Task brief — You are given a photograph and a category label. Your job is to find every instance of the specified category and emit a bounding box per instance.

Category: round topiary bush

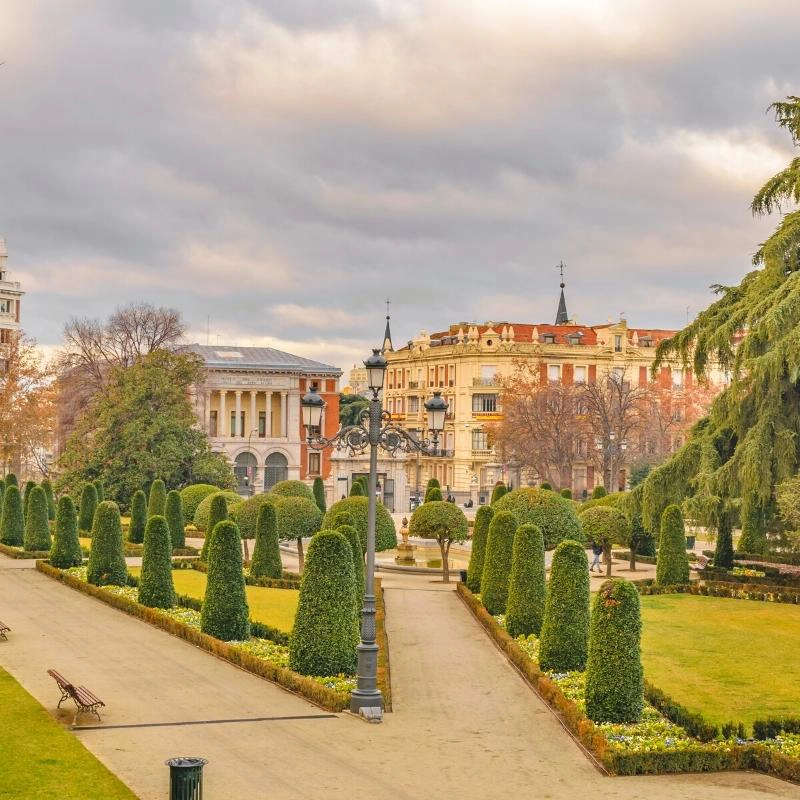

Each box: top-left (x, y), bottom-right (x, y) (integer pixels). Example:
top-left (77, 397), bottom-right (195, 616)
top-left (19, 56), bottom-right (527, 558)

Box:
top-left (656, 504), bottom-right (690, 585)
top-left (270, 480), bottom-right (315, 501)
top-left (42, 479), bottom-right (56, 521)
top-left (480, 510), bottom-right (517, 614)
top-left (714, 512), bottom-right (734, 570)
top-left (289, 530), bottom-right (359, 676)
top-left (539, 482), bottom-right (552, 491)
top-left (491, 482), bottom-right (508, 504)
top-left (539, 540), bottom-right (590, 672)
top-left (230, 492), bottom-right (275, 541)
top-left (312, 476), bottom-right (326, 513)
top-left (193, 491), bottom-right (243, 533)
top-left (24, 485), bottom-right (51, 551)
top-left (323, 497), bottom-right (397, 553)
top-left (147, 479), bottom-right (167, 518)
top-left (426, 478), bottom-right (441, 491)
top-left (349, 482), bottom-right (365, 497)
top-left (165, 490), bottom-right (185, 549)
top-left (494, 488), bottom-right (583, 550)
top-left (585, 579), bottom-right (643, 723)
top-left (200, 493), bottom-right (235, 560)
top-left (138, 515), bottom-right (176, 609)
top-left (466, 505), bottom-right (495, 593)
top-left (87, 501), bottom-right (128, 586)
top-left (591, 485), bottom-right (607, 500)
top-left (250, 502), bottom-right (282, 579)
top-left (424, 486), bottom-right (443, 503)
top-left (201, 520), bottom-right (250, 641)
top-left (274, 495), bottom-right (323, 571)
top-left (0, 484), bottom-right (24, 546)
top-left (505, 523), bottom-right (546, 637)
top-left (78, 483), bottom-right (98, 534)
top-left (409, 500), bottom-right (469, 583)
top-left (337, 523), bottom-right (365, 609)
top-left (560, 488), bottom-right (572, 500)
top-left (579, 505), bottom-right (631, 576)
top-left (128, 490), bottom-right (147, 544)
top-left (50, 495), bottom-right (82, 568)
top-left (179, 484), bottom-right (218, 522)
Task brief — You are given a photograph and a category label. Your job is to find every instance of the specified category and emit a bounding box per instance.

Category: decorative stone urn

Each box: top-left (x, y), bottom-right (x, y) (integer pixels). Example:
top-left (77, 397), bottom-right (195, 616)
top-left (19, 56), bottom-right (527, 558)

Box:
top-left (395, 517), bottom-right (416, 566)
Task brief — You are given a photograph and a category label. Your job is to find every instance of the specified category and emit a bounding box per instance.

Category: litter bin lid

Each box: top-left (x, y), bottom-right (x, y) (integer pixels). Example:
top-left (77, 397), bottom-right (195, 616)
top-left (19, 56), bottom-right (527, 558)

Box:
top-left (165, 757), bottom-right (208, 768)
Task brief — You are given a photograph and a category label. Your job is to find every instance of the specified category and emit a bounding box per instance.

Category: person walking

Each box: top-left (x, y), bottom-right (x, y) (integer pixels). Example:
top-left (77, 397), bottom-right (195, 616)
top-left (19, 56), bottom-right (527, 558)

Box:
top-left (590, 540), bottom-right (603, 573)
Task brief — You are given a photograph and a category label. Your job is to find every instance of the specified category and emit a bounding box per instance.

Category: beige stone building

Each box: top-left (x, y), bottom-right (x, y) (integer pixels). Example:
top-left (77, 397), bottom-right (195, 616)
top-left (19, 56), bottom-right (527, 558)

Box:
top-left (0, 239), bottom-right (23, 374)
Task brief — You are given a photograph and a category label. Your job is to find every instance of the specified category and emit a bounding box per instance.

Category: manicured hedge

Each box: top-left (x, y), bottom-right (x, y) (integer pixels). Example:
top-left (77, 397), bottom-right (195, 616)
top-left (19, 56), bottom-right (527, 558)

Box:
top-left (338, 523), bottom-right (365, 611)
top-left (24, 486), bottom-right (51, 551)
top-left (78, 483), bottom-right (98, 534)
top-left (147, 479), bottom-right (167, 518)
top-left (194, 491), bottom-right (243, 533)
top-left (480, 511), bottom-right (516, 614)
top-left (656, 505), bottom-right (689, 585)
top-left (270, 480), bottom-right (315, 501)
top-left (323, 497), bottom-right (397, 552)
top-left (490, 482), bottom-right (508, 504)
top-left (312, 477), bottom-right (326, 512)
top-left (179, 484), bottom-right (219, 522)
top-left (138, 515), bottom-right (176, 609)
top-left (165, 490), bottom-right (185, 549)
top-left (93, 479), bottom-right (105, 503)
top-left (506, 523), bottom-right (546, 637)
top-left (424, 486), bottom-right (443, 502)
top-left (0, 484), bottom-right (24, 546)
top-left (250, 503), bottom-right (282, 579)
top-left (230, 492), bottom-right (274, 540)
top-left (50, 495), bottom-right (82, 568)
top-left (592, 485), bottom-right (607, 499)
top-left (350, 482), bottom-right (365, 497)
top-left (494, 488), bottom-right (583, 549)
top-left (41, 479), bottom-right (56, 521)
top-left (466, 505), bottom-right (494, 593)
top-left (87, 501), bottom-right (128, 586)
top-left (128, 490), bottom-right (147, 544)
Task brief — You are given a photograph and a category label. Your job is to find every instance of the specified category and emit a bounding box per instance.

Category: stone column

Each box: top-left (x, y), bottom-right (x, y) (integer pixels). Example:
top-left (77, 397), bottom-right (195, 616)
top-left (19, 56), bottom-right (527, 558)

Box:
top-left (204, 391), bottom-right (211, 435)
top-left (235, 391), bottom-right (243, 437)
top-left (250, 390), bottom-right (257, 438)
top-left (219, 390), bottom-right (227, 439)
top-left (265, 391), bottom-right (273, 437)
top-left (281, 391), bottom-right (288, 437)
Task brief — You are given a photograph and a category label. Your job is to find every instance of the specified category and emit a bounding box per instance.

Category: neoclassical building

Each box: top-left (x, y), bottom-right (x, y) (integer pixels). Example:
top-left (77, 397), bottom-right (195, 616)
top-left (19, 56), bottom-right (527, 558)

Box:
top-left (187, 344), bottom-right (341, 496)
top-left (0, 239), bottom-right (23, 374)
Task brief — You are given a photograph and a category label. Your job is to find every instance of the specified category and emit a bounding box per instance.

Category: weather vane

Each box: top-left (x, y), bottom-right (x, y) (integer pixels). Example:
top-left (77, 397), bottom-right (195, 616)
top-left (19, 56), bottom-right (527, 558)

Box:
top-left (385, 297), bottom-right (391, 317)
top-left (557, 261), bottom-right (566, 287)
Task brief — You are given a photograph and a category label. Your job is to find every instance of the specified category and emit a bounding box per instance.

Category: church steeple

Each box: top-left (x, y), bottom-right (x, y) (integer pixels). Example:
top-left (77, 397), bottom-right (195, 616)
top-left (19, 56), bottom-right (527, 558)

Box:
top-left (382, 298), bottom-right (393, 352)
top-left (555, 261), bottom-right (569, 325)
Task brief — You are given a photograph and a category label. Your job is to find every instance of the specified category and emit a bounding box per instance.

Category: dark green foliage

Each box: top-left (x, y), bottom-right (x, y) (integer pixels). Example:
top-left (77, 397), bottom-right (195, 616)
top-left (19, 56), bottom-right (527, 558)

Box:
top-left (270, 480), bottom-right (315, 501)
top-left (5, 473), bottom-right (18, 487)
top-left (323, 497), bottom-right (397, 552)
top-left (312, 477), bottom-right (326, 513)
top-left (128, 490), bottom-right (147, 544)
top-left (86, 501), bottom-right (128, 586)
top-left (200, 493), bottom-right (232, 560)
top-left (539, 540), bottom-right (590, 672)
top-left (491, 482), bottom-right (508, 504)
top-left (337, 523), bottom-right (365, 607)
top-left (138, 516), bottom-right (176, 608)
top-left (333, 512), bottom-right (354, 528)
top-left (250, 503), bottom-right (283, 579)
top-left (147, 479), bottom-right (167, 518)
top-left (289, 530), bottom-right (359, 676)
top-left (409, 500), bottom-right (469, 582)
top-left (506, 524), bottom-right (546, 637)
top-left (539, 482), bottom-right (552, 491)
top-left (585, 579), bottom-right (644, 723)
top-left (93, 480), bottom-right (105, 503)
top-left (194, 490), bottom-right (242, 532)
top-left (579, 505), bottom-right (631, 576)
top-left (41, 479), bottom-right (56, 521)
top-left (78, 483), bottom-right (98, 533)
top-left (426, 477), bottom-right (441, 491)
top-left (0, 485), bottom-right (24, 546)
top-left (23, 480), bottom-right (36, 515)
top-left (738, 494), bottom-right (768, 554)
top-left (592, 485), bottom-right (607, 500)
top-left (179, 484), bottom-right (218, 523)
top-left (23, 485), bottom-right (51, 551)
top-left (480, 511), bottom-right (516, 614)
top-left (274, 496), bottom-right (323, 543)
top-left (628, 463), bottom-right (651, 488)
top-left (424, 486), bottom-right (443, 503)
top-left (50, 495), bottom-right (82, 568)
top-left (466, 505), bottom-right (494, 593)
top-left (165, 490), bottom-right (185, 549)
top-left (230, 492), bottom-right (274, 540)
top-left (494, 488), bottom-right (584, 550)
top-left (349, 481), bottom-right (365, 497)
top-left (560, 488), bottom-right (573, 500)
top-left (714, 512), bottom-right (735, 570)
top-left (656, 505), bottom-right (690, 585)
top-left (201, 520), bottom-right (250, 641)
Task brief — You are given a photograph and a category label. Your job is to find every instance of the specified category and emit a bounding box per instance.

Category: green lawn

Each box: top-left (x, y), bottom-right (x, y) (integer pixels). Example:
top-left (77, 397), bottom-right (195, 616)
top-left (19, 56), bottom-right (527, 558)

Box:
top-left (641, 594), bottom-right (800, 729)
top-left (128, 568), bottom-right (299, 632)
top-left (0, 669), bottom-right (137, 799)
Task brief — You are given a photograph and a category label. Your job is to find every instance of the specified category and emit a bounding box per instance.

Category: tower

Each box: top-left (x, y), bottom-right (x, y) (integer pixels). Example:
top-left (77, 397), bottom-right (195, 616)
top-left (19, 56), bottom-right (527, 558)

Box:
top-left (555, 261), bottom-right (569, 325)
top-left (382, 298), bottom-right (393, 353)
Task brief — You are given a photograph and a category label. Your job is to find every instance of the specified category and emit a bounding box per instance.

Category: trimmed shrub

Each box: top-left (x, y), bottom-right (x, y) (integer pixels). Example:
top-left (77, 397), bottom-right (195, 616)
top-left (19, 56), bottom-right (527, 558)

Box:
top-left (250, 503), bottom-right (282, 579)
top-left (338, 523), bottom-right (365, 607)
top-left (506, 523), bottom-right (546, 637)
top-left (5, 473), bottom-right (18, 487)
top-left (539, 540), bottom-right (590, 672)
top-left (78, 483), bottom-right (98, 533)
top-left (585, 579), bottom-right (644, 723)
top-left (50, 495), bottom-right (82, 568)
top-left (480, 511), bottom-right (517, 614)
top-left (494, 488), bottom-right (583, 550)
top-left (128, 490), bottom-right (147, 544)
top-left (165, 490), bottom-right (185, 549)
top-left (274, 495), bottom-right (323, 572)
top-left (592, 485), bottom-right (608, 500)
top-left (23, 485), bottom-right (51, 551)
top-left (424, 486), bottom-right (443, 503)
top-left (0, 485), bottom-right (24, 546)
top-left (289, 530), bottom-right (359, 676)
top-left (560, 488), bottom-right (573, 500)
top-left (42, 479), bottom-right (56, 521)
top-left (194, 491), bottom-right (243, 532)
top-left (230, 492), bottom-right (274, 541)
top-left (323, 497), bottom-right (397, 553)
top-left (23, 480), bottom-right (36, 515)
top-left (540, 482), bottom-right (552, 491)
top-left (656, 505), bottom-right (690, 585)
top-left (579, 505), bottom-right (631, 576)
top-left (426, 477), bottom-right (441, 491)
top-left (312, 476), bottom-right (326, 513)
top-left (200, 493), bottom-right (233, 560)
top-left (180, 484), bottom-right (218, 522)
top-left (93, 479), bottom-right (105, 503)
top-left (270, 480), bottom-right (315, 501)
top-left (491, 482), bottom-right (508, 504)
top-left (409, 500), bottom-right (469, 583)
top-left (87, 501), bottom-right (128, 586)
top-left (147, 479), bottom-right (167, 518)
top-left (333, 512), bottom-right (355, 528)
top-left (350, 481), bottom-right (365, 497)
top-left (138, 515), bottom-right (176, 608)
top-left (466, 505), bottom-right (494, 593)
top-left (201, 520), bottom-right (250, 641)
top-left (714, 513), bottom-right (734, 570)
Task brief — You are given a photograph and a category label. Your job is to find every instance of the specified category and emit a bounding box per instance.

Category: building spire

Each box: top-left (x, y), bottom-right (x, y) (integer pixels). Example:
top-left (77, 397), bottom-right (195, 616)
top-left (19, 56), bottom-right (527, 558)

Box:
top-left (555, 261), bottom-right (569, 325)
top-left (382, 298), bottom-right (393, 352)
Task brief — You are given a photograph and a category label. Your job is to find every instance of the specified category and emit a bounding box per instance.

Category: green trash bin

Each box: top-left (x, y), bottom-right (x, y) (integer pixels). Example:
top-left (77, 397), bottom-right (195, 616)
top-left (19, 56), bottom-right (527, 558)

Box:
top-left (166, 757), bottom-right (207, 800)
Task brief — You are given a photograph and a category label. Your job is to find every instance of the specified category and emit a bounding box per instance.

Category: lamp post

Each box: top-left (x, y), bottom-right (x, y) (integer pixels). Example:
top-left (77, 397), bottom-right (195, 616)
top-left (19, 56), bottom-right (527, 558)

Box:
top-left (595, 430), bottom-right (628, 491)
top-left (301, 348), bottom-right (448, 721)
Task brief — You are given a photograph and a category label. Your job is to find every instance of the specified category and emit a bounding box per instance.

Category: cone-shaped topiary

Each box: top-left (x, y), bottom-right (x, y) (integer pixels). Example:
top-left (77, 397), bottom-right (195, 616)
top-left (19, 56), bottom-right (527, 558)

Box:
top-left (87, 501), bottom-right (128, 586)
top-left (93, 480), bottom-right (105, 503)
top-left (466, 505), bottom-right (494, 593)
top-left (560, 488), bottom-right (572, 500)
top-left (50, 495), bottom-right (82, 568)
top-left (179, 484), bottom-right (218, 522)
top-left (656, 505), bottom-right (690, 585)
top-left (78, 483), bottom-right (98, 534)
top-left (201, 493), bottom-right (230, 560)
top-left (322, 497), bottom-right (397, 552)
top-left (42, 479), bottom-right (56, 521)
top-left (5, 473), bottom-right (18, 487)
top-left (250, 502), bottom-right (282, 579)
top-left (350, 481), bottom-right (365, 497)
top-left (714, 512), bottom-right (734, 570)
top-left (128, 490), bottom-right (147, 544)
top-left (289, 530), bottom-right (359, 676)
top-left (312, 476), bottom-right (326, 513)
top-left (494, 488), bottom-right (583, 550)
top-left (490, 482), bottom-right (508, 504)
top-left (201, 520), bottom-right (250, 641)
top-left (23, 480), bottom-right (36, 516)
top-left (337, 523), bottom-right (365, 609)
top-left (0, 480), bottom-right (5, 524)
top-left (229, 492), bottom-right (274, 541)
top-left (138, 515), bottom-right (176, 608)
top-left (164, 490), bottom-right (185, 549)
top-left (147, 479), bottom-right (167, 518)
top-left (0, 485), bottom-right (24, 546)
top-left (539, 540), bottom-right (590, 672)
top-left (480, 510), bottom-right (517, 614)
top-left (591, 485), bottom-right (607, 500)
top-left (426, 478), bottom-right (441, 491)
top-left (24, 485), bottom-right (51, 551)
top-left (194, 491), bottom-right (242, 533)
top-left (424, 486), bottom-right (443, 503)
top-left (585, 579), bottom-right (644, 723)
top-left (505, 523), bottom-right (546, 637)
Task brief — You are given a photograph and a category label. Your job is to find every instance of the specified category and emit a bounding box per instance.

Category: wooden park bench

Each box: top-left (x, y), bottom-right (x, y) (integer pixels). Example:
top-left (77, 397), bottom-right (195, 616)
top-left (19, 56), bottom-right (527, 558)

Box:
top-left (0, 621), bottom-right (10, 641)
top-left (47, 669), bottom-right (105, 725)
top-left (690, 554), bottom-right (711, 572)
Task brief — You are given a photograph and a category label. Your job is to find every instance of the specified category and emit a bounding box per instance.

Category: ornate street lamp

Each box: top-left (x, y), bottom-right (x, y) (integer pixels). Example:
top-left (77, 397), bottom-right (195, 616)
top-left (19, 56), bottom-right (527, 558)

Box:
top-left (301, 348), bottom-right (448, 721)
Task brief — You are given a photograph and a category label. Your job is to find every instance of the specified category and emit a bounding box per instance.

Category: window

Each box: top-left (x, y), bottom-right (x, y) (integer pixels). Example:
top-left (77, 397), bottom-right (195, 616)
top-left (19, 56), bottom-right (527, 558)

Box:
top-left (567, 334), bottom-right (582, 345)
top-left (209, 410), bottom-right (218, 437)
top-left (240, 411), bottom-right (245, 437)
top-left (574, 365), bottom-right (586, 384)
top-left (614, 334), bottom-right (623, 352)
top-left (548, 364), bottom-right (561, 382)
top-left (612, 367), bottom-right (625, 383)
top-left (672, 368), bottom-right (683, 388)
top-left (472, 429), bottom-right (489, 450)
top-left (259, 411), bottom-right (266, 437)
top-left (575, 438), bottom-right (587, 457)
top-left (230, 411), bottom-right (236, 437)
top-left (0, 300), bottom-right (10, 314)
top-left (409, 397), bottom-right (419, 413)
top-left (543, 334), bottom-right (555, 344)
top-left (472, 394), bottom-right (497, 413)
top-left (308, 452), bottom-right (321, 475)
top-left (0, 329), bottom-right (10, 344)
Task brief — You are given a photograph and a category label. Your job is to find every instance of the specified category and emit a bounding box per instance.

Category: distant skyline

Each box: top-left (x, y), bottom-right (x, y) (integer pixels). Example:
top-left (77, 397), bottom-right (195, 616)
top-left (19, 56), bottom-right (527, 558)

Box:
top-left (1, 1), bottom-right (798, 371)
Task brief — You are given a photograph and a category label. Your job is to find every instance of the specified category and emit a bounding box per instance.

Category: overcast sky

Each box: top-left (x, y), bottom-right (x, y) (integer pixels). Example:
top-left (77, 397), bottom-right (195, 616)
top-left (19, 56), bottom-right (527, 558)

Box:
top-left (1, 0), bottom-right (798, 372)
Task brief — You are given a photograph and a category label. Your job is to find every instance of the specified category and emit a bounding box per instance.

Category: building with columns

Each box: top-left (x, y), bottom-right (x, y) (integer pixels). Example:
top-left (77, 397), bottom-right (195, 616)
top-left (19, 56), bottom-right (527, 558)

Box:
top-left (187, 344), bottom-right (341, 496)
top-left (0, 239), bottom-right (24, 374)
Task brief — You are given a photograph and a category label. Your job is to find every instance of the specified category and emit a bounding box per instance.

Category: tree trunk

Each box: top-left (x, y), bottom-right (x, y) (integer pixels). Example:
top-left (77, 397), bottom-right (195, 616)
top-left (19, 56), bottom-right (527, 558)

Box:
top-left (629, 543), bottom-right (636, 571)
top-left (604, 541), bottom-right (613, 577)
top-left (243, 537), bottom-right (250, 563)
top-left (297, 537), bottom-right (304, 572)
top-left (440, 539), bottom-right (450, 583)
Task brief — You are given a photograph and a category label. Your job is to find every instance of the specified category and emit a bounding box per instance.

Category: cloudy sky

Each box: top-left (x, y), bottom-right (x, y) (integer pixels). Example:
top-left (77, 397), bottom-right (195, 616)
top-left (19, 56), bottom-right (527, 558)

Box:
top-left (1, 0), bottom-right (798, 372)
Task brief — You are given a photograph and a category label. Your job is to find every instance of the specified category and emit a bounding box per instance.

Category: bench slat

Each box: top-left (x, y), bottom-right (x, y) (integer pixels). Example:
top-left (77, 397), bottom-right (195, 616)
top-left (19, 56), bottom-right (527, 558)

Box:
top-left (74, 687), bottom-right (104, 707)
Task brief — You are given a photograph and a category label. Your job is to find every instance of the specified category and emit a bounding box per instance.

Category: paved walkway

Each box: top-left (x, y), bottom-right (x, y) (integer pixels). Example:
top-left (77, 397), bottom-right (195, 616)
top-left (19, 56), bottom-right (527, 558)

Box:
top-left (0, 555), bottom-right (797, 799)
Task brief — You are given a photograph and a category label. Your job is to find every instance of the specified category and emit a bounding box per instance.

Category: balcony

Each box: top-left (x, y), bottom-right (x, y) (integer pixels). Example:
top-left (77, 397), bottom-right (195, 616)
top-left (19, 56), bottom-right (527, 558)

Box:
top-left (473, 377), bottom-right (498, 387)
top-left (420, 448), bottom-right (455, 458)
top-left (472, 411), bottom-right (503, 421)
top-left (408, 380), bottom-right (424, 389)
top-left (471, 448), bottom-right (493, 458)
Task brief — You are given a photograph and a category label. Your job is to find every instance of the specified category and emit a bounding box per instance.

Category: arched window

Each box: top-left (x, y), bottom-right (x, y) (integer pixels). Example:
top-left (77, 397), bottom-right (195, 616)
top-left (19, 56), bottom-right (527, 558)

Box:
top-left (234, 452), bottom-right (257, 495)
top-left (264, 452), bottom-right (289, 491)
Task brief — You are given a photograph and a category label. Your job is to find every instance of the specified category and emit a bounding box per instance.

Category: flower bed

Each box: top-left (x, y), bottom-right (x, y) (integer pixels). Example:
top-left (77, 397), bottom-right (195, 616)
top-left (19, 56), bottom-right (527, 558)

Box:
top-left (732, 566), bottom-right (767, 578)
top-left (635, 579), bottom-right (800, 604)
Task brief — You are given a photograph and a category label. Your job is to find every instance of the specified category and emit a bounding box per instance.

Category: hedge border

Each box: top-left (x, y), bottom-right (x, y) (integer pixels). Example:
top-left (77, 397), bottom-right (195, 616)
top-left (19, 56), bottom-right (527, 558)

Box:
top-left (37, 561), bottom-right (391, 714)
top-left (190, 560), bottom-right (301, 590)
top-left (0, 543), bottom-right (50, 559)
top-left (635, 579), bottom-right (800, 604)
